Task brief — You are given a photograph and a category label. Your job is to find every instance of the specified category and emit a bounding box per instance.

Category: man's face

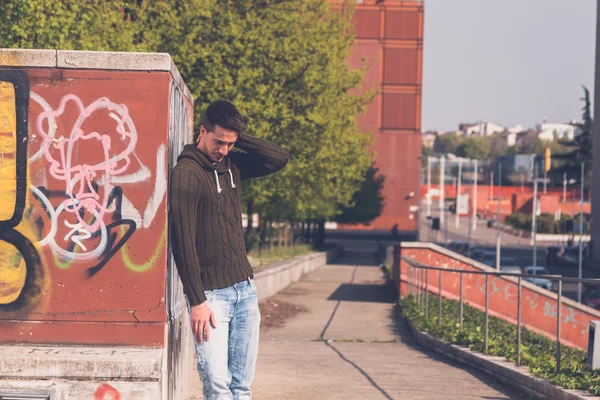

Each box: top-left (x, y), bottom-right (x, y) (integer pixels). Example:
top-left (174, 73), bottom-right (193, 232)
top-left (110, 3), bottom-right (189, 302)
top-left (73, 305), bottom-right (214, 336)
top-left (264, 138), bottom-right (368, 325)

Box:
top-left (196, 124), bottom-right (238, 164)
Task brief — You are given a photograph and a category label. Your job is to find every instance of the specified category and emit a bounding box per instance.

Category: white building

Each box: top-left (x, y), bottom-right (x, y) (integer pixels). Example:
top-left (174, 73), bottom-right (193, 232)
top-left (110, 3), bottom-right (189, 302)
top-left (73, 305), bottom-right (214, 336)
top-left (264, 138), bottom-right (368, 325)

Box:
top-left (536, 122), bottom-right (580, 141)
top-left (463, 121), bottom-right (505, 137)
top-left (505, 132), bottom-right (517, 146)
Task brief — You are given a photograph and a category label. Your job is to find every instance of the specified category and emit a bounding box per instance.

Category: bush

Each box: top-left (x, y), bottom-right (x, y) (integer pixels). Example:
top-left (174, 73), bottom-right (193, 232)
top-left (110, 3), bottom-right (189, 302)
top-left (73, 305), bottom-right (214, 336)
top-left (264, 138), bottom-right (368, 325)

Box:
top-left (400, 295), bottom-right (600, 395)
top-left (505, 212), bottom-right (591, 234)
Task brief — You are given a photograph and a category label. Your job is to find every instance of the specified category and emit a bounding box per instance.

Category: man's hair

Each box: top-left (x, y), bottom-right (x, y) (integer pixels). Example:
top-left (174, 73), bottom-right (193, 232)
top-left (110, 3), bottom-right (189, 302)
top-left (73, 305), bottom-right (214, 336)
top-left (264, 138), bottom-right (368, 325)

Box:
top-left (199, 100), bottom-right (248, 138)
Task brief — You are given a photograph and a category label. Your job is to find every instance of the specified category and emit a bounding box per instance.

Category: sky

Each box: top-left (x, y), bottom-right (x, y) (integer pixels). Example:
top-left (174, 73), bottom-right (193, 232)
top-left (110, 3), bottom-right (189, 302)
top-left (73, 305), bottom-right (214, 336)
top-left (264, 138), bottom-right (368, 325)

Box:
top-left (422, 0), bottom-right (597, 132)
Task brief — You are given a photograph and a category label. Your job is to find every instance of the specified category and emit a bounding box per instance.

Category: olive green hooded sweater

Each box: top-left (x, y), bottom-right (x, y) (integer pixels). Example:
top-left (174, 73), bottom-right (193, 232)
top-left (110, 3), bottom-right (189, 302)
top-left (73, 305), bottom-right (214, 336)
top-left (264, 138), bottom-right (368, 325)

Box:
top-left (169, 134), bottom-right (289, 306)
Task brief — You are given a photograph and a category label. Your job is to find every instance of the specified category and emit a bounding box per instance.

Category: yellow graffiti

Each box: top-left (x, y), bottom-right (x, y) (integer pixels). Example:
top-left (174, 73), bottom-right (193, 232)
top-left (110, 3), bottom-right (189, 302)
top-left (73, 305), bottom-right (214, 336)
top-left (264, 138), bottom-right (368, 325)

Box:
top-left (0, 81), bottom-right (48, 307)
top-left (0, 81), bottom-right (16, 221)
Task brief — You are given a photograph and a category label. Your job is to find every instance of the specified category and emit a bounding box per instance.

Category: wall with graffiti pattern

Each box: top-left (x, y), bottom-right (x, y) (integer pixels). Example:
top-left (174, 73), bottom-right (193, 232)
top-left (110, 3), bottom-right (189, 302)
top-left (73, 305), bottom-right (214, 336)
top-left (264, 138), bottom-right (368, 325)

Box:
top-left (0, 67), bottom-right (192, 346)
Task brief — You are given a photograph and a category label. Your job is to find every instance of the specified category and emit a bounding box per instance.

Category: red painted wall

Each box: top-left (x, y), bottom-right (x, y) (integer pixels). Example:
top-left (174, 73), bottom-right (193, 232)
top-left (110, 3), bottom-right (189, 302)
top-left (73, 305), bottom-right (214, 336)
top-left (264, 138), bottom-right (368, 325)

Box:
top-left (0, 68), bottom-right (191, 346)
top-left (341, 0), bottom-right (424, 233)
top-left (396, 244), bottom-right (599, 350)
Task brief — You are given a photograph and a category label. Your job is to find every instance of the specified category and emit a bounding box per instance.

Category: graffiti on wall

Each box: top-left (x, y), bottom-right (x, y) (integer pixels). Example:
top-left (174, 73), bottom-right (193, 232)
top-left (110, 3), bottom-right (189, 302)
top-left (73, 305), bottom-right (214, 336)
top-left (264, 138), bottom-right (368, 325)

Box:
top-left (0, 69), bottom-right (169, 313)
top-left (94, 383), bottom-right (121, 400)
top-left (0, 70), bottom-right (44, 312)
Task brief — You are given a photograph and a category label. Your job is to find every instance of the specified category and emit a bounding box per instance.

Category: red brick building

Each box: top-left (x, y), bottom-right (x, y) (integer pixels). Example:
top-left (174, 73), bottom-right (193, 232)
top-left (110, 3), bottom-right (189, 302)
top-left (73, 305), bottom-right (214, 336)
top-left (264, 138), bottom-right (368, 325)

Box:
top-left (340, 0), bottom-right (424, 238)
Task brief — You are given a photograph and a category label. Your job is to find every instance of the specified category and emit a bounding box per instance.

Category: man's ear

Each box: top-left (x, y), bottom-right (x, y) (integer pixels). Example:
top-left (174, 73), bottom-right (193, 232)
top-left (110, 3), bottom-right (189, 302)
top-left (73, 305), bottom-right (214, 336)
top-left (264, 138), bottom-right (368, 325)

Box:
top-left (197, 125), bottom-right (207, 144)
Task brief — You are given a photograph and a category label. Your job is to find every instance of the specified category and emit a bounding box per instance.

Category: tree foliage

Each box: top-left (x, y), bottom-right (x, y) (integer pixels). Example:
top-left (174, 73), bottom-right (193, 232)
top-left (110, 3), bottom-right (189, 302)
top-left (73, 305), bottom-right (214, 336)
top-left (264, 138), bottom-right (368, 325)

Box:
top-left (1, 0), bottom-right (375, 225)
top-left (335, 165), bottom-right (385, 225)
top-left (552, 86), bottom-right (593, 187)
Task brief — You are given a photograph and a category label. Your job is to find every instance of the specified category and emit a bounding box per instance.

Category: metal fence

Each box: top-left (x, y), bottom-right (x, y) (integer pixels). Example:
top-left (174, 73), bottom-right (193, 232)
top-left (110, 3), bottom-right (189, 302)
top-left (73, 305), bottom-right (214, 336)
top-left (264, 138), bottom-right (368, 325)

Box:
top-left (403, 256), bottom-right (600, 372)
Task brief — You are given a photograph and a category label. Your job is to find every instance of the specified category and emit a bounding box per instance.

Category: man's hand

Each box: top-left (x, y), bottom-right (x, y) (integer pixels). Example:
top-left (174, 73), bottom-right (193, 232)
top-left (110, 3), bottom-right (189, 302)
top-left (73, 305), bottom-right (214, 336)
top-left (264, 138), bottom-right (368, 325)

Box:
top-left (191, 302), bottom-right (216, 344)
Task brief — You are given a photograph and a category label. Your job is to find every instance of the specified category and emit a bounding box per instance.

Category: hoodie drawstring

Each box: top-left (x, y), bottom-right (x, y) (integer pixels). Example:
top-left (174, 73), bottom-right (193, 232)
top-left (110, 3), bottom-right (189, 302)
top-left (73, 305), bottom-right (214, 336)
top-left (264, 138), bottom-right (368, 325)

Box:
top-left (228, 169), bottom-right (236, 189)
top-left (214, 170), bottom-right (223, 194)
top-left (214, 169), bottom-right (236, 194)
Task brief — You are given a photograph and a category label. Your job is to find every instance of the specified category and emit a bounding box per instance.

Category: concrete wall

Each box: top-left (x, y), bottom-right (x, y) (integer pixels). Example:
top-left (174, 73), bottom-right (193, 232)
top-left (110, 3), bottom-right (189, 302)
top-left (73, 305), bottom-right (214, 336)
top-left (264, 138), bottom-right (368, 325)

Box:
top-left (0, 49), bottom-right (194, 399)
top-left (395, 242), bottom-right (600, 350)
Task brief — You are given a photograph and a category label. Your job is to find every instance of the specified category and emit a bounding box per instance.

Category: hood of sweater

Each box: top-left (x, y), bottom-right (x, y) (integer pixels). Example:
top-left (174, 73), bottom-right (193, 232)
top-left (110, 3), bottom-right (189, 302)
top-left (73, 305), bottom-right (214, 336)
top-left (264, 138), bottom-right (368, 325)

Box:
top-left (177, 144), bottom-right (237, 194)
top-left (177, 144), bottom-right (233, 172)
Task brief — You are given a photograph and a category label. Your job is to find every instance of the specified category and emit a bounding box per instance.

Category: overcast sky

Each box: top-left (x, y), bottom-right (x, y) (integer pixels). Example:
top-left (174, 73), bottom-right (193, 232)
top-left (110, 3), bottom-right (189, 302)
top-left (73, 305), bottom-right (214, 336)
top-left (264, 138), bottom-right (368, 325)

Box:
top-left (422, 0), bottom-right (597, 132)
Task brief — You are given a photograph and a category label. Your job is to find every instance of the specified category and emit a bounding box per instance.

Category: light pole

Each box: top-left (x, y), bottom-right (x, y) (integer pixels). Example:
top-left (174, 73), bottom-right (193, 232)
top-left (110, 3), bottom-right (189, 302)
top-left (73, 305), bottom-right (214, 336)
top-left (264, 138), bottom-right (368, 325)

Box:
top-left (440, 156), bottom-right (445, 213)
top-left (455, 159), bottom-right (462, 229)
top-left (496, 162), bottom-right (502, 270)
top-left (472, 159), bottom-right (478, 232)
top-left (532, 163), bottom-right (538, 272)
top-left (578, 162), bottom-right (585, 303)
top-left (427, 156), bottom-right (432, 217)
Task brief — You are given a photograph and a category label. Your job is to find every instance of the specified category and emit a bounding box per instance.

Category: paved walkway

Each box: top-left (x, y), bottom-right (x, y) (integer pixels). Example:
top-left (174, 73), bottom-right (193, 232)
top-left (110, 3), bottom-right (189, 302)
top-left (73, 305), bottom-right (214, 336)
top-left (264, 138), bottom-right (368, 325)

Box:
top-left (188, 246), bottom-right (534, 399)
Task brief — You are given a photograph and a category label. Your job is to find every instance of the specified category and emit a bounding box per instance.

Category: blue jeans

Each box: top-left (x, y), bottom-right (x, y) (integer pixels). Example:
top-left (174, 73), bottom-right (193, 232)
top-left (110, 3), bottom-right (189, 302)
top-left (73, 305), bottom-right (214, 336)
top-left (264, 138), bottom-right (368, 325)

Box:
top-left (188, 278), bottom-right (261, 400)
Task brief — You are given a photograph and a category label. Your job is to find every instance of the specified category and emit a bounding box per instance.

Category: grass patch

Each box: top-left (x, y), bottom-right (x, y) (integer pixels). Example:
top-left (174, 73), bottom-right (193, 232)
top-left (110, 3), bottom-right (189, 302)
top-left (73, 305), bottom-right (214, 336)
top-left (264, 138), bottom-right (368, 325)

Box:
top-left (248, 244), bottom-right (313, 269)
top-left (400, 295), bottom-right (600, 395)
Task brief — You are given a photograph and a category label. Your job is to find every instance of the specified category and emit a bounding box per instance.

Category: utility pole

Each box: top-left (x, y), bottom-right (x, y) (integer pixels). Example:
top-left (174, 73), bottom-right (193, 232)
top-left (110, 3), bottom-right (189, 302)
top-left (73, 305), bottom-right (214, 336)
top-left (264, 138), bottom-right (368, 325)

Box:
top-left (455, 159), bottom-right (462, 228)
top-left (427, 156), bottom-right (432, 217)
top-left (532, 164), bottom-right (538, 273)
top-left (439, 156), bottom-right (445, 213)
top-left (496, 163), bottom-right (502, 270)
top-left (472, 159), bottom-right (478, 232)
top-left (563, 172), bottom-right (567, 203)
top-left (578, 162), bottom-right (585, 303)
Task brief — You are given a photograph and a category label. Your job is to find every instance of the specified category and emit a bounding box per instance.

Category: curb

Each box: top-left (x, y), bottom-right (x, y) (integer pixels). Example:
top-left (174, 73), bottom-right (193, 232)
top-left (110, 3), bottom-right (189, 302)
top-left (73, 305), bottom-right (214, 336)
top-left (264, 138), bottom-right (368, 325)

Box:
top-left (254, 246), bottom-right (344, 301)
top-left (404, 317), bottom-right (598, 400)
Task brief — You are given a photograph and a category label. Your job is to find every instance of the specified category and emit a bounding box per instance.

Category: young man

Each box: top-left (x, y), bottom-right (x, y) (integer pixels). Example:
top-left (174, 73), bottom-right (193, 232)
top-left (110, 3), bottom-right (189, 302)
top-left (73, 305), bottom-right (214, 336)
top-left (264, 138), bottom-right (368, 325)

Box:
top-left (169, 100), bottom-right (289, 399)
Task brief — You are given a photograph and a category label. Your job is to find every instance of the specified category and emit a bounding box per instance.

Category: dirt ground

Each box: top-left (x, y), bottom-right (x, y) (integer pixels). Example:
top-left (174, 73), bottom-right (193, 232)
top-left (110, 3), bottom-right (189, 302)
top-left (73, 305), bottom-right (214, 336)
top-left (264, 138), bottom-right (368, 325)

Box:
top-left (258, 298), bottom-right (308, 330)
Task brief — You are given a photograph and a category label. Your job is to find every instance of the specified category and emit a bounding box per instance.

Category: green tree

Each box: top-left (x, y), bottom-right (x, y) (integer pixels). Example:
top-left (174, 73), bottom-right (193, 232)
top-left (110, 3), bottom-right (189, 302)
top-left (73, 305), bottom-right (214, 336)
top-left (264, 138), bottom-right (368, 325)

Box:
top-left (2, 0), bottom-right (375, 247)
top-left (553, 86), bottom-right (593, 187)
top-left (0, 0), bottom-right (138, 51)
top-left (456, 136), bottom-right (490, 160)
top-left (335, 165), bottom-right (385, 225)
top-left (434, 134), bottom-right (462, 155)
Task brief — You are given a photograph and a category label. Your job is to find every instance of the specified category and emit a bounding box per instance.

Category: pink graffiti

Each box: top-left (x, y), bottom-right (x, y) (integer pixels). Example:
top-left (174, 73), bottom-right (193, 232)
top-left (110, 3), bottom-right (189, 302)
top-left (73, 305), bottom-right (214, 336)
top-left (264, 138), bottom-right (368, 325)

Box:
top-left (94, 383), bottom-right (121, 400)
top-left (36, 95), bottom-right (137, 234)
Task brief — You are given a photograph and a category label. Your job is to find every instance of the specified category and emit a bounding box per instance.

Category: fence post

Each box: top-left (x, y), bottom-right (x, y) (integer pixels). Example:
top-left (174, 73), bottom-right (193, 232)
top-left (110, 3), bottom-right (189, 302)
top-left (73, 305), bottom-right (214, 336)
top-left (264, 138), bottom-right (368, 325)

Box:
top-left (517, 276), bottom-right (522, 367)
top-left (459, 272), bottom-right (464, 332)
top-left (425, 269), bottom-right (429, 321)
top-left (485, 274), bottom-right (489, 354)
top-left (556, 279), bottom-right (562, 373)
top-left (438, 270), bottom-right (442, 326)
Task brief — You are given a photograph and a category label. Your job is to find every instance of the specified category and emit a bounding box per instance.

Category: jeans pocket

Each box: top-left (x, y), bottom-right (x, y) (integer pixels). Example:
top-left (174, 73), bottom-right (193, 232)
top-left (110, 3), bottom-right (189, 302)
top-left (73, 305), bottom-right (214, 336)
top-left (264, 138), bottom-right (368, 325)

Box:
top-left (249, 278), bottom-right (258, 295)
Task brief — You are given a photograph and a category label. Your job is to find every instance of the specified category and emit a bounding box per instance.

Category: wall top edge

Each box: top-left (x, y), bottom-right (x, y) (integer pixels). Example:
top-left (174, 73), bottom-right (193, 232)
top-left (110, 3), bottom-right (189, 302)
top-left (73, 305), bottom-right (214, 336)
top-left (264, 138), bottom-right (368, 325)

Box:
top-left (0, 48), bottom-right (193, 103)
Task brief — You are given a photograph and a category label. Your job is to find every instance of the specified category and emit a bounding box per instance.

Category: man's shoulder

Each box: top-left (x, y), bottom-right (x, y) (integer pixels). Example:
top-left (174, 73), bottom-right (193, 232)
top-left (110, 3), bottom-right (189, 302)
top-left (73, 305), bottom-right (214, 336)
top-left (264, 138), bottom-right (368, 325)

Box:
top-left (172, 161), bottom-right (205, 183)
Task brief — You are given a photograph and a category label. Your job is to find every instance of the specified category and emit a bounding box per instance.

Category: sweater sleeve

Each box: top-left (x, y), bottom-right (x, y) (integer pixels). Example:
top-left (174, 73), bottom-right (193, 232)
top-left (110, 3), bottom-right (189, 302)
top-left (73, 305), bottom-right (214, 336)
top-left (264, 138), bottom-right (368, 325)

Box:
top-left (230, 133), bottom-right (289, 181)
top-left (169, 166), bottom-right (206, 306)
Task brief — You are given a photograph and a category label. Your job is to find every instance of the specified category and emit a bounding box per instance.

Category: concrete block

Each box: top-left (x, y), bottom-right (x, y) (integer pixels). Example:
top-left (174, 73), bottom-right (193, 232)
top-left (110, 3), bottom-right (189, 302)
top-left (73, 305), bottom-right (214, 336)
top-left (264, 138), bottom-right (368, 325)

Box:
top-left (0, 48), bottom-right (56, 67)
top-left (57, 50), bottom-right (172, 71)
top-left (0, 345), bottom-right (162, 380)
top-left (0, 379), bottom-right (160, 400)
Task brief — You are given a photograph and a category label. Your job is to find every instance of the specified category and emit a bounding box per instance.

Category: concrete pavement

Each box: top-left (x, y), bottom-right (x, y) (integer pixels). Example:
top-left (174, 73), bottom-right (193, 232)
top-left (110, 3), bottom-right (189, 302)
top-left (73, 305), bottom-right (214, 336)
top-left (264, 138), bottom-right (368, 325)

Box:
top-left (188, 244), bottom-right (534, 399)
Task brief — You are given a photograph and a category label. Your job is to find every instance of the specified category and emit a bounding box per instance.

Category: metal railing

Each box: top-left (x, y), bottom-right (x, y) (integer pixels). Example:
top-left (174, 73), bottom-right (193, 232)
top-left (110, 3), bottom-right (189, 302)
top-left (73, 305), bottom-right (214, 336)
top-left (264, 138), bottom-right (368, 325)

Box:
top-left (403, 256), bottom-right (600, 372)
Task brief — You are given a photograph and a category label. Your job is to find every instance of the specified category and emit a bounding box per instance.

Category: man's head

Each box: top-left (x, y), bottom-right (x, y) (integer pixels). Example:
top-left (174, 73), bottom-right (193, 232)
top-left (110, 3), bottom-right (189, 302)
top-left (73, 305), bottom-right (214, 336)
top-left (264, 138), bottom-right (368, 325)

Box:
top-left (196, 100), bottom-right (248, 164)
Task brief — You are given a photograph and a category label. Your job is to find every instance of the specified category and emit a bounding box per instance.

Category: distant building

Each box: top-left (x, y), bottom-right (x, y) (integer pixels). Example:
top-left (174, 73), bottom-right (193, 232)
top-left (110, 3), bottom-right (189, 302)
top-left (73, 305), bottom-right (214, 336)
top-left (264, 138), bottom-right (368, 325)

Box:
top-left (505, 132), bottom-right (517, 147)
top-left (536, 122), bottom-right (580, 141)
top-left (498, 154), bottom-right (536, 184)
top-left (460, 121), bottom-right (505, 137)
top-left (507, 124), bottom-right (524, 134)
top-left (422, 131), bottom-right (437, 148)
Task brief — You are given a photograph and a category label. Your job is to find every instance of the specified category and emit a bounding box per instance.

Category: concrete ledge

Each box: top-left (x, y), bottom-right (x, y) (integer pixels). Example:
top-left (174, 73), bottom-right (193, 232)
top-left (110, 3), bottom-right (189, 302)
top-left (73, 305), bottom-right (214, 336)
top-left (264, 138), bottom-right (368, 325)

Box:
top-left (1, 48), bottom-right (193, 104)
top-left (0, 345), bottom-right (162, 380)
top-left (254, 246), bottom-right (343, 300)
top-left (0, 48), bottom-right (57, 67)
top-left (405, 318), bottom-right (598, 400)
